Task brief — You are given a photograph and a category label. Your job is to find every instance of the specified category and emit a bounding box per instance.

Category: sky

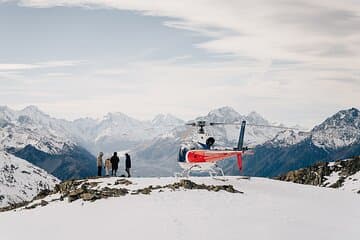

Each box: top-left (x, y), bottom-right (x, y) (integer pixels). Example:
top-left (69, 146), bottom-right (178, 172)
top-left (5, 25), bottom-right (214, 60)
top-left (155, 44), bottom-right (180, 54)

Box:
top-left (0, 0), bottom-right (359, 128)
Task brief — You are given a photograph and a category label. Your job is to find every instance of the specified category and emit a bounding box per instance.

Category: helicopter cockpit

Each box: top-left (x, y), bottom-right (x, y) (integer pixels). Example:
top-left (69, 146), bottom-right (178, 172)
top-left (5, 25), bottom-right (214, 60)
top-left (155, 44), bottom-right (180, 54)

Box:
top-left (178, 136), bottom-right (216, 163)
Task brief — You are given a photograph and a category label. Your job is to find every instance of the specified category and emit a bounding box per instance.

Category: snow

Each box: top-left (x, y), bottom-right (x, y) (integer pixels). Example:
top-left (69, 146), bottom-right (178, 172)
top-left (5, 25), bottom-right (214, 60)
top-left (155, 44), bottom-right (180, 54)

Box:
top-left (342, 171), bottom-right (360, 193)
top-left (321, 160), bottom-right (360, 193)
top-left (270, 129), bottom-right (309, 146)
top-left (323, 171), bottom-right (341, 186)
top-left (0, 151), bottom-right (60, 208)
top-left (0, 177), bottom-right (359, 240)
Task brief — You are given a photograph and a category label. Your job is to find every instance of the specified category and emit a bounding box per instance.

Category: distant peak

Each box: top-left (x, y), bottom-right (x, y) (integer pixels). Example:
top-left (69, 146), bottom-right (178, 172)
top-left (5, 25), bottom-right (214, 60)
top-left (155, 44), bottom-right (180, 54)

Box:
top-left (247, 111), bottom-right (262, 118)
top-left (312, 107), bottom-right (360, 129)
top-left (0, 105), bottom-right (11, 111)
top-left (152, 113), bottom-right (184, 125)
top-left (246, 111), bottom-right (269, 125)
top-left (210, 106), bottom-right (237, 113)
top-left (21, 105), bottom-right (42, 113)
top-left (103, 112), bottom-right (139, 123)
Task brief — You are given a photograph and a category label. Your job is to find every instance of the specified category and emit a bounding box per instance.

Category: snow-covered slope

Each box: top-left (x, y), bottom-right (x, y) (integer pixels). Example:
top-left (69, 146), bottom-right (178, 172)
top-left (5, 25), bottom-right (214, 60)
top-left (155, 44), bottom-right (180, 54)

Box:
top-left (0, 176), bottom-right (358, 240)
top-left (0, 151), bottom-right (59, 208)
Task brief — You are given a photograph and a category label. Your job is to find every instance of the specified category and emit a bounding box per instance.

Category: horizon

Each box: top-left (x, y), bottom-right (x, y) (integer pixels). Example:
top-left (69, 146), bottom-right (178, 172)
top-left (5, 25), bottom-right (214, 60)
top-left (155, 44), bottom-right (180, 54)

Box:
top-left (1, 1), bottom-right (359, 128)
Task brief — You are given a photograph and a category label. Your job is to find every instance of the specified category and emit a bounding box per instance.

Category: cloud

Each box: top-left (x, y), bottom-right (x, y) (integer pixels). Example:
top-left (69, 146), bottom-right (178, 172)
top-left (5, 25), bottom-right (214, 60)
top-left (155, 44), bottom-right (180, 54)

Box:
top-left (0, 60), bottom-right (84, 71)
top-left (0, 63), bottom-right (38, 70)
top-left (9, 0), bottom-right (360, 63)
top-left (1, 0), bottom-right (359, 127)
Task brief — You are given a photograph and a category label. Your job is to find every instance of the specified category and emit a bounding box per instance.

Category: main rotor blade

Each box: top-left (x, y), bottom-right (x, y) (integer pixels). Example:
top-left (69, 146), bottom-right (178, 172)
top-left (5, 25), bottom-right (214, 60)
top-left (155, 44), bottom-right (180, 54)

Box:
top-left (209, 122), bottom-right (225, 126)
top-left (246, 123), bottom-right (299, 130)
top-left (209, 122), bottom-right (299, 130)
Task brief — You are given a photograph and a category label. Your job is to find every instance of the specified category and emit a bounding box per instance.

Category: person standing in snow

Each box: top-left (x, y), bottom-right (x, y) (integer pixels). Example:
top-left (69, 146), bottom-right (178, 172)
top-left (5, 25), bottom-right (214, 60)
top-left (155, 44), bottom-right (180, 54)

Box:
top-left (104, 158), bottom-right (111, 176)
top-left (97, 152), bottom-right (103, 177)
top-left (125, 153), bottom-right (131, 178)
top-left (110, 152), bottom-right (119, 176)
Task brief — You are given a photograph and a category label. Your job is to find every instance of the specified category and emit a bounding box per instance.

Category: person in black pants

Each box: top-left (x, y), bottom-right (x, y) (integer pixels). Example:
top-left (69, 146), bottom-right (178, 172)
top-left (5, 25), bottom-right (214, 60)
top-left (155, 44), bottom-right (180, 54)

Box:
top-left (125, 153), bottom-right (131, 178)
top-left (110, 152), bottom-right (119, 176)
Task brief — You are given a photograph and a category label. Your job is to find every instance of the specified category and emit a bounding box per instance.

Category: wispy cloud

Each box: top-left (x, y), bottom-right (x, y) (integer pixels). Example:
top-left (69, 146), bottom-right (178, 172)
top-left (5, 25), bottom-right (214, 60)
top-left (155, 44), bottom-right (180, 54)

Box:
top-left (9, 1), bottom-right (360, 63)
top-left (0, 60), bottom-right (85, 71)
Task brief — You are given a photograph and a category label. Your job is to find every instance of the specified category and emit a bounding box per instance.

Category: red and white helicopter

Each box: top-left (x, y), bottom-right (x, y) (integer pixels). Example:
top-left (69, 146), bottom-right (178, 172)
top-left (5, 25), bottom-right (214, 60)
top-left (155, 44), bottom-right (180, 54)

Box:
top-left (176, 120), bottom-right (294, 177)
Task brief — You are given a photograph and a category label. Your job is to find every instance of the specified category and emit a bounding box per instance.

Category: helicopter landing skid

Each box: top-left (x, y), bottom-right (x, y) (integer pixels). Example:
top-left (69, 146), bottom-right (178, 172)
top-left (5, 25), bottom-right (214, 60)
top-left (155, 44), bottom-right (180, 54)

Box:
top-left (175, 163), bottom-right (225, 178)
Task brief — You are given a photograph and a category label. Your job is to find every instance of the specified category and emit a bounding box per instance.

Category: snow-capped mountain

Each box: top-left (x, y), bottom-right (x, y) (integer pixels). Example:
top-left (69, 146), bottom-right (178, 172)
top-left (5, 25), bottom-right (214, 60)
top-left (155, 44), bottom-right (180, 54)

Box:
top-left (132, 107), bottom-right (286, 177)
top-left (88, 112), bottom-right (184, 153)
top-left (311, 108), bottom-right (360, 149)
top-left (2, 105), bottom-right (358, 179)
top-left (0, 151), bottom-right (59, 208)
top-left (192, 106), bottom-right (282, 147)
top-left (0, 106), bottom-right (96, 180)
top-left (0, 105), bottom-right (186, 179)
top-left (269, 108), bottom-right (360, 150)
top-left (232, 108), bottom-right (360, 177)
top-left (0, 106), bottom-right (74, 154)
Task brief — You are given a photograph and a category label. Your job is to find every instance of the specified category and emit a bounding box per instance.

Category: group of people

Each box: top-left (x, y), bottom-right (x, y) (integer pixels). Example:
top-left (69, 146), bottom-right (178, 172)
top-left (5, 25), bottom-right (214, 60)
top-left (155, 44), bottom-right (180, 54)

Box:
top-left (97, 152), bottom-right (132, 177)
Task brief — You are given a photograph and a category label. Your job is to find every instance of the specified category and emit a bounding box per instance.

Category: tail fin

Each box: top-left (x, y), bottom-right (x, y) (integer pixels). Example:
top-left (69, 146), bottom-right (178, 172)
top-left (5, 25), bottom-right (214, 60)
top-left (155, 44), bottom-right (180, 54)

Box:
top-left (237, 120), bottom-right (246, 150)
top-left (237, 153), bottom-right (242, 170)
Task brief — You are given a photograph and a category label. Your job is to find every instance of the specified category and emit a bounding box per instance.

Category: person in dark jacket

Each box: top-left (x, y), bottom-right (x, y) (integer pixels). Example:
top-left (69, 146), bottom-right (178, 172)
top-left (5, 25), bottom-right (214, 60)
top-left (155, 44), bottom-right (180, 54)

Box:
top-left (125, 153), bottom-right (131, 178)
top-left (110, 152), bottom-right (119, 176)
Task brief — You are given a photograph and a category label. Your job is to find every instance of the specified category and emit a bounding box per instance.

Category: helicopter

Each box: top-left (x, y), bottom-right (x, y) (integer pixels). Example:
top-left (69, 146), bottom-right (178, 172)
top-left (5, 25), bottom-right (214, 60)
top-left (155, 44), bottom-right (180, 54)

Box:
top-left (176, 120), bottom-right (296, 177)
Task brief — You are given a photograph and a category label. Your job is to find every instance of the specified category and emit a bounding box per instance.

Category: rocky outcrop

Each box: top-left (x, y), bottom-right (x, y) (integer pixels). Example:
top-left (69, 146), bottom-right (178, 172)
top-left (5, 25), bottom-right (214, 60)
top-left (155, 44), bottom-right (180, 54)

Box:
top-left (276, 156), bottom-right (360, 191)
top-left (0, 178), bottom-right (243, 212)
top-left (131, 180), bottom-right (243, 195)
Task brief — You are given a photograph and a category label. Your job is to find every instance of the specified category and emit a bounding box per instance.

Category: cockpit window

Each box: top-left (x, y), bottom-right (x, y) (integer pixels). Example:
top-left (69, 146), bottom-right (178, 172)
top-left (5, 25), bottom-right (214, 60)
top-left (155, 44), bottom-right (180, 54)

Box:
top-left (178, 147), bottom-right (188, 162)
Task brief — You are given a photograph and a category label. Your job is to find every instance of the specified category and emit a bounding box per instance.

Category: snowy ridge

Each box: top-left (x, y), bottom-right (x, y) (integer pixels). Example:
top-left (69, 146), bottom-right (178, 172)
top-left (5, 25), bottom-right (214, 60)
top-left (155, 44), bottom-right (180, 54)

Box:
top-left (0, 176), bottom-right (359, 240)
top-left (311, 108), bottom-right (360, 149)
top-left (0, 105), bottom-right (185, 155)
top-left (0, 106), bottom-right (75, 154)
top-left (0, 151), bottom-right (59, 208)
top-left (270, 129), bottom-right (310, 147)
top-left (268, 108), bottom-right (360, 149)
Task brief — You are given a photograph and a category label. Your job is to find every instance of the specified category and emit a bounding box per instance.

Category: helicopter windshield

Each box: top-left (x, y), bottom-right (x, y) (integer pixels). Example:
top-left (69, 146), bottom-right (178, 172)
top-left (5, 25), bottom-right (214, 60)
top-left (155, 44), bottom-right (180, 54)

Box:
top-left (178, 146), bottom-right (189, 162)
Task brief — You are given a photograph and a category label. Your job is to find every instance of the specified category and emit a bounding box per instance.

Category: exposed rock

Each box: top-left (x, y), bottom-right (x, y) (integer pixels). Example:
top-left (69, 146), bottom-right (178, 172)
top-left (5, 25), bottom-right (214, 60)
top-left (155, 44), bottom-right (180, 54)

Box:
top-left (1, 177), bottom-right (243, 212)
top-left (165, 179), bottom-right (243, 194)
top-left (276, 156), bottom-right (360, 190)
top-left (34, 189), bottom-right (53, 200)
top-left (114, 179), bottom-right (132, 186)
top-left (40, 200), bottom-right (48, 206)
top-left (80, 193), bottom-right (97, 201)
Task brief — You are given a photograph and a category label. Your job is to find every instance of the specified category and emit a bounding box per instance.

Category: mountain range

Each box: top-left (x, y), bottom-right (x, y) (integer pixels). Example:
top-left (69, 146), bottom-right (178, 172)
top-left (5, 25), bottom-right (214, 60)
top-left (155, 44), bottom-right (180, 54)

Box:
top-left (227, 108), bottom-right (360, 177)
top-left (1, 105), bottom-right (359, 180)
top-left (0, 105), bottom-right (184, 179)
